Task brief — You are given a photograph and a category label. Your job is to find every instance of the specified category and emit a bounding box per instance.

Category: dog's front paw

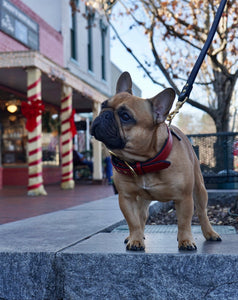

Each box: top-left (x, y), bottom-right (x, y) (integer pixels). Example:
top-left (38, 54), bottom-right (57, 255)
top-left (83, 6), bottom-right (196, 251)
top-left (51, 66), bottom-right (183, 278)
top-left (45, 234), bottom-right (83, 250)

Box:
top-left (126, 239), bottom-right (145, 251)
top-left (124, 236), bottom-right (129, 244)
top-left (124, 236), bottom-right (145, 244)
top-left (178, 240), bottom-right (197, 251)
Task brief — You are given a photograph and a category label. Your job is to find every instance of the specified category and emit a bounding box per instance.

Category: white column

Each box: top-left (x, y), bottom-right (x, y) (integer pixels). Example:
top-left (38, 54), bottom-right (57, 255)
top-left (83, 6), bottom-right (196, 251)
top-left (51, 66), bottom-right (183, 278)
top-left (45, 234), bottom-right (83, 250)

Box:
top-left (27, 68), bottom-right (47, 196)
top-left (60, 84), bottom-right (75, 189)
top-left (92, 102), bottom-right (103, 181)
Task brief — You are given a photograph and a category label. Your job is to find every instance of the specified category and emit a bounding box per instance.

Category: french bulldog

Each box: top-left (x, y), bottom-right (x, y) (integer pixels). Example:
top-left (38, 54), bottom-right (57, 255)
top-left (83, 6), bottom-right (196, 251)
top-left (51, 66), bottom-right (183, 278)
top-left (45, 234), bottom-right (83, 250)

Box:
top-left (91, 72), bottom-right (221, 251)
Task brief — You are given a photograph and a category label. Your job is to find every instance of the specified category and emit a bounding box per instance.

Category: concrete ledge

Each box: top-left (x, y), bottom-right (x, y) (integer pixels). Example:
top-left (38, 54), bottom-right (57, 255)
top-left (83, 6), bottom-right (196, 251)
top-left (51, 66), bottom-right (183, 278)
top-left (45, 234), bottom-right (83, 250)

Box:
top-left (0, 194), bottom-right (238, 299)
top-left (0, 195), bottom-right (123, 300)
top-left (0, 234), bottom-right (237, 299)
top-left (59, 252), bottom-right (238, 300)
top-left (59, 234), bottom-right (238, 299)
top-left (0, 252), bottom-right (57, 299)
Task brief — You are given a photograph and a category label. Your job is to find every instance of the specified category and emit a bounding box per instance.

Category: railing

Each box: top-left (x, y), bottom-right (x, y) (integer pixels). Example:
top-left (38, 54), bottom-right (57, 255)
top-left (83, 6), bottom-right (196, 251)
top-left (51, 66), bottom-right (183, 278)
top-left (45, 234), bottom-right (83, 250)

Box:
top-left (188, 132), bottom-right (238, 189)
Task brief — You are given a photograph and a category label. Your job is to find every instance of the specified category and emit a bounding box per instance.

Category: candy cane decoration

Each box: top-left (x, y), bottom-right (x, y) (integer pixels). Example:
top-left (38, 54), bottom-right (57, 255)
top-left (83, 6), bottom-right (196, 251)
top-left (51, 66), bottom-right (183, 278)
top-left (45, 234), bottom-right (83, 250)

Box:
top-left (60, 85), bottom-right (75, 189)
top-left (27, 68), bottom-right (47, 196)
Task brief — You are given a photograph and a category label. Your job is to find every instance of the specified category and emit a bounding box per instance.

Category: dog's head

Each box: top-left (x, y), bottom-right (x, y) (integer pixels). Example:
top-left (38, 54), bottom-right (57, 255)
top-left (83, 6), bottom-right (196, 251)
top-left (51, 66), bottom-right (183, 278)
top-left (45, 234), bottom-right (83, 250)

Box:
top-left (91, 72), bottom-right (175, 160)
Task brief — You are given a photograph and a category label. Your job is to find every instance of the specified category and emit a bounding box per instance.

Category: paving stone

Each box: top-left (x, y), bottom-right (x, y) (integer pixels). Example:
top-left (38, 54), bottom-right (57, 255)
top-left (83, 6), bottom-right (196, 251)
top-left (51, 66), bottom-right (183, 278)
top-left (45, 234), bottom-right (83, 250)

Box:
top-left (0, 196), bottom-right (122, 252)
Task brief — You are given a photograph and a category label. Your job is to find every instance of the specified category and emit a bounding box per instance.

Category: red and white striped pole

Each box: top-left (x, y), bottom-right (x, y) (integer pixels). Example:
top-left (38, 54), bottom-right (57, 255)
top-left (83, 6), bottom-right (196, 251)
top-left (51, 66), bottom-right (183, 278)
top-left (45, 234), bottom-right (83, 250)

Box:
top-left (60, 84), bottom-right (75, 189)
top-left (26, 68), bottom-right (47, 196)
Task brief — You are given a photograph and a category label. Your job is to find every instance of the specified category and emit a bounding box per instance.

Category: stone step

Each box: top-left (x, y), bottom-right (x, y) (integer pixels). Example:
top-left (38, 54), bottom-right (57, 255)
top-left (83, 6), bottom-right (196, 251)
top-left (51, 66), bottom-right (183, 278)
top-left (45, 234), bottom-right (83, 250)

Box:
top-left (58, 232), bottom-right (238, 299)
top-left (0, 195), bottom-right (237, 299)
top-left (1, 233), bottom-right (238, 299)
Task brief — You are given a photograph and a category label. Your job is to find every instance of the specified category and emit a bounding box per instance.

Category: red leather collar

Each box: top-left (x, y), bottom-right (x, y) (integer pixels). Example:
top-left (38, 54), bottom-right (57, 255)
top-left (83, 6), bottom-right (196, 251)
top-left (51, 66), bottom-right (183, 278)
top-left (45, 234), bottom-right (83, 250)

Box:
top-left (111, 126), bottom-right (173, 177)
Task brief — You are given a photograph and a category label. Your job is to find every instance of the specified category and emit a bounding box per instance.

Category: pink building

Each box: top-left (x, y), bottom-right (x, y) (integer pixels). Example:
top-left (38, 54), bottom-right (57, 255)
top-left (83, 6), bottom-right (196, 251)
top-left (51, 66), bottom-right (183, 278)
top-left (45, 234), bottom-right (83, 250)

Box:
top-left (0, 0), bottom-right (111, 194)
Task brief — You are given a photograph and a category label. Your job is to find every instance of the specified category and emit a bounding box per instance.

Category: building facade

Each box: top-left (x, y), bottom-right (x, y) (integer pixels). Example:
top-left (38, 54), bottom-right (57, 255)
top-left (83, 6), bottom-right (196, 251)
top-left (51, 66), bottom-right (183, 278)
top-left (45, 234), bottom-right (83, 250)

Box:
top-left (0, 0), bottom-right (113, 193)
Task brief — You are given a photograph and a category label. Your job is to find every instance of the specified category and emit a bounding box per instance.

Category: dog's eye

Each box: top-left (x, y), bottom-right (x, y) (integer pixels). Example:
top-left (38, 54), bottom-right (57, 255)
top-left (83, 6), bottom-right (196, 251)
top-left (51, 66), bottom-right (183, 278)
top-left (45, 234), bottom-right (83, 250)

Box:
top-left (117, 106), bottom-right (136, 125)
top-left (120, 112), bottom-right (131, 122)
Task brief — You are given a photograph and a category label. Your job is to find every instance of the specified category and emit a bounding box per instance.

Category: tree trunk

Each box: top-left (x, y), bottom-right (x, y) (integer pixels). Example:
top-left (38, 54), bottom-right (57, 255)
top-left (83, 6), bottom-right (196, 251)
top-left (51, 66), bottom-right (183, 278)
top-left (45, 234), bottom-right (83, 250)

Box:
top-left (211, 57), bottom-right (235, 133)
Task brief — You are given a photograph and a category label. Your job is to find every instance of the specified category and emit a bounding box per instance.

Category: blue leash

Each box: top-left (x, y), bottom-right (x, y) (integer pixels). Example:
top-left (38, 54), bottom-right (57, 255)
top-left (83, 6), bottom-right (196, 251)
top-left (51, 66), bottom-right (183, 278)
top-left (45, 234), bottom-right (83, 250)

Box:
top-left (178, 0), bottom-right (227, 102)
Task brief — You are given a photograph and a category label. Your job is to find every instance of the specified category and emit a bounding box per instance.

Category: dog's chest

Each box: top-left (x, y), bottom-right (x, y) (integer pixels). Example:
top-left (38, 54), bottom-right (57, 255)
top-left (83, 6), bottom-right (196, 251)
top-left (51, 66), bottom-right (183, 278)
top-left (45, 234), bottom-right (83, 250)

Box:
top-left (136, 176), bottom-right (165, 199)
top-left (135, 175), bottom-right (177, 202)
top-left (140, 176), bottom-right (153, 191)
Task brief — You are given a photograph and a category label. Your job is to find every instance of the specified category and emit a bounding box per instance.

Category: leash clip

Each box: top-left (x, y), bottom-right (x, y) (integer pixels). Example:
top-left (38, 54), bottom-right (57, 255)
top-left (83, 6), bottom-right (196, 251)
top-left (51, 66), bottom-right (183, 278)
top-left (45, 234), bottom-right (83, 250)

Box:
top-left (167, 96), bottom-right (188, 126)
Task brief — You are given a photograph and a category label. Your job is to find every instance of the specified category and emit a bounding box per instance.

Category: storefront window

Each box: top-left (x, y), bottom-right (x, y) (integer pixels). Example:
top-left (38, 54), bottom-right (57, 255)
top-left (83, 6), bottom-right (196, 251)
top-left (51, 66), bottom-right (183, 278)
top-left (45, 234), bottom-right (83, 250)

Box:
top-left (0, 100), bottom-right (60, 166)
top-left (2, 121), bottom-right (27, 164)
top-left (42, 108), bottom-right (60, 166)
top-left (42, 131), bottom-right (60, 166)
top-left (74, 113), bottom-right (92, 160)
top-left (0, 101), bottom-right (27, 165)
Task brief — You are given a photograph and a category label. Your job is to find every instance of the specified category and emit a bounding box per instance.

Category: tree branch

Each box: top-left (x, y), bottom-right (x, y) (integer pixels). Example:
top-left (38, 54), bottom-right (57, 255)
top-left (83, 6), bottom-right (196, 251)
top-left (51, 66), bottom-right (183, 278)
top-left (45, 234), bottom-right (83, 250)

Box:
top-left (154, 13), bottom-right (204, 52)
top-left (109, 12), bottom-right (215, 118)
top-left (210, 39), bottom-right (227, 56)
top-left (148, 23), bottom-right (180, 94)
top-left (211, 55), bottom-right (234, 79)
top-left (164, 6), bottom-right (207, 42)
top-left (186, 97), bottom-right (215, 118)
top-left (108, 18), bottom-right (167, 89)
top-left (103, 0), bottom-right (237, 132)
top-left (148, 21), bottom-right (217, 118)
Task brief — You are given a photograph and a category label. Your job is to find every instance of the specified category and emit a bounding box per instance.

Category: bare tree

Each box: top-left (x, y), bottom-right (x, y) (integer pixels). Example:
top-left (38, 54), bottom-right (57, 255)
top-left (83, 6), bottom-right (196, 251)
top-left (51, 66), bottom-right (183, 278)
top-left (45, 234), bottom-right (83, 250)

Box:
top-left (86, 0), bottom-right (238, 132)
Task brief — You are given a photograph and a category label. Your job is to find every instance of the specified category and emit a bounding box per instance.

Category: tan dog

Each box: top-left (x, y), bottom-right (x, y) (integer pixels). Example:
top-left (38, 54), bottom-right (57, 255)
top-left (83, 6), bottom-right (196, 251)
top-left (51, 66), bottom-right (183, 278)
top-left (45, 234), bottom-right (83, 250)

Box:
top-left (91, 72), bottom-right (221, 251)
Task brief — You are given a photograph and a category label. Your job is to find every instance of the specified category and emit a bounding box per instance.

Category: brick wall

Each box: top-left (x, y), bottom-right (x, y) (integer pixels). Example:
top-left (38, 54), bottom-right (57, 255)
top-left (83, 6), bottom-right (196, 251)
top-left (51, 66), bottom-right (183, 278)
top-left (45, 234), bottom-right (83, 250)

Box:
top-left (1, 0), bottom-right (63, 66)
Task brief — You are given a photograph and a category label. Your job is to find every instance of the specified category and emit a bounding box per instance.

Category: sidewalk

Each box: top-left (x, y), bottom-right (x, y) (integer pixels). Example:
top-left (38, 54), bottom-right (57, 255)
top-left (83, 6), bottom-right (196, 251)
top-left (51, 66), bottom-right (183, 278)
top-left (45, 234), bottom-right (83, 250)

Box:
top-left (0, 181), bottom-right (115, 224)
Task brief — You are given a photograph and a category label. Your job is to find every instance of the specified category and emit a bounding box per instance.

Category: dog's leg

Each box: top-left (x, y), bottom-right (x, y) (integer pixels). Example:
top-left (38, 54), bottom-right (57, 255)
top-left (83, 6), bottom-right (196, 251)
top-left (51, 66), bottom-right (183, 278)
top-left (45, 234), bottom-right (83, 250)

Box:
top-left (175, 197), bottom-right (197, 251)
top-left (119, 194), bottom-right (150, 251)
top-left (193, 178), bottom-right (222, 241)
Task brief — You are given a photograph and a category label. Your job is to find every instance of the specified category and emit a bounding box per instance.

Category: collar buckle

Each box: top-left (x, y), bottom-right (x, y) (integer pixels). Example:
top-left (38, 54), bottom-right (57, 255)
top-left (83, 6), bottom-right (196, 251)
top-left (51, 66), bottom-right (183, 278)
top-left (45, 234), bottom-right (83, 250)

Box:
top-left (124, 160), bottom-right (138, 177)
top-left (109, 150), bottom-right (138, 177)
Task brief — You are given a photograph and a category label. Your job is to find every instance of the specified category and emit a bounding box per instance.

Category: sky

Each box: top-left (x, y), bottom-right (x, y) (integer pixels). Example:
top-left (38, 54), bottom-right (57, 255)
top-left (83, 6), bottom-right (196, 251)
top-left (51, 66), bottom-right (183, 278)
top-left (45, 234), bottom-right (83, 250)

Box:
top-left (109, 22), bottom-right (203, 125)
top-left (110, 23), bottom-right (164, 99)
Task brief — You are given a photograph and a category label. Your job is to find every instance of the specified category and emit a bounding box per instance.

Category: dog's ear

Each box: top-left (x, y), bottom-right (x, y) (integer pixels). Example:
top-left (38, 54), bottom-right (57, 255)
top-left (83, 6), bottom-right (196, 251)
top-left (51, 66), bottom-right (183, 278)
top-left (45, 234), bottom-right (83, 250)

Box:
top-left (116, 72), bottom-right (133, 94)
top-left (149, 88), bottom-right (175, 124)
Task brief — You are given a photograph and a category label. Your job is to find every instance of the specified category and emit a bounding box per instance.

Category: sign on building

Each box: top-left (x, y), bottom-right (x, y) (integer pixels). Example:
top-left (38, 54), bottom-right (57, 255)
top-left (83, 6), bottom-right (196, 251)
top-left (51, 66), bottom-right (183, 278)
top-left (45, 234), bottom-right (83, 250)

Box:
top-left (0, 0), bottom-right (39, 50)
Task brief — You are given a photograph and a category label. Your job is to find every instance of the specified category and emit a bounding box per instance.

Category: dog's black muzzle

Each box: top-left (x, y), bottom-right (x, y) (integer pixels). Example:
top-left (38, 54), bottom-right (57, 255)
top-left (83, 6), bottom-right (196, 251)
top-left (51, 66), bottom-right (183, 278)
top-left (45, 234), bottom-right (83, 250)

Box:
top-left (91, 110), bottom-right (125, 150)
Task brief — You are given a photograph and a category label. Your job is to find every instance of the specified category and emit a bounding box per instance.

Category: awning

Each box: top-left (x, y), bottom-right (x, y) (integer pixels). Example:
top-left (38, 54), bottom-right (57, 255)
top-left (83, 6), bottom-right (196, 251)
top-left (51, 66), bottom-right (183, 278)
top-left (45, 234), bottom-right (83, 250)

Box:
top-left (0, 51), bottom-right (107, 112)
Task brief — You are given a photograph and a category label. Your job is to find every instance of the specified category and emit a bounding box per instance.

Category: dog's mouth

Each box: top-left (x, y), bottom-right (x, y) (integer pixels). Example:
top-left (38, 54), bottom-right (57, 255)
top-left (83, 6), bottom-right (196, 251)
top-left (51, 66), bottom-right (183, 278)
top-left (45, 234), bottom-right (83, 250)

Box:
top-left (91, 113), bottom-right (126, 150)
top-left (91, 123), bottom-right (125, 150)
